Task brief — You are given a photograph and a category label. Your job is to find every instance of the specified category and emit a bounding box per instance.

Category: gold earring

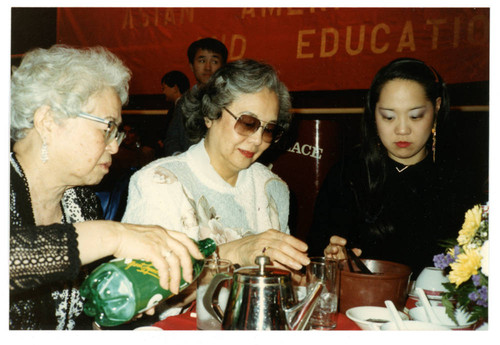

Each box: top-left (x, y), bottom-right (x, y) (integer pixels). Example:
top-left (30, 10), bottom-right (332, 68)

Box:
top-left (431, 127), bottom-right (436, 163)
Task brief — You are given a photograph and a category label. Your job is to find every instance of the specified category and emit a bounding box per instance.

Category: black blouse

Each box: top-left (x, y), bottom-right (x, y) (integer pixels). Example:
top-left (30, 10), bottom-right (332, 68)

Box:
top-left (307, 149), bottom-right (484, 278)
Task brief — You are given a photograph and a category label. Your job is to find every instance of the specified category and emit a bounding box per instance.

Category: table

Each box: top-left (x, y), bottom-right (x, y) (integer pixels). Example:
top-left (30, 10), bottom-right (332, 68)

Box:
top-left (153, 302), bottom-right (362, 330)
top-left (152, 295), bottom-right (424, 330)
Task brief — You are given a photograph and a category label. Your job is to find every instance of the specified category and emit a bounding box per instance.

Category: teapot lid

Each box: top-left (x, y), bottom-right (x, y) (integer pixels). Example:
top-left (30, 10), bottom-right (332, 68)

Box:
top-left (234, 255), bottom-right (291, 279)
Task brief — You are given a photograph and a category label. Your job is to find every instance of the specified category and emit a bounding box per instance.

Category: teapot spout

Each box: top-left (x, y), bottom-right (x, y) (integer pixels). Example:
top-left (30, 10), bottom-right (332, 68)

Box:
top-left (285, 281), bottom-right (324, 330)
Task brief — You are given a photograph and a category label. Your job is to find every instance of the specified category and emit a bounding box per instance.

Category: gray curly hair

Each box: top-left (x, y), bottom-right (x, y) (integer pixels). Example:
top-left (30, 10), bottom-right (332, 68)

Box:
top-left (181, 59), bottom-right (292, 143)
top-left (10, 45), bottom-right (131, 141)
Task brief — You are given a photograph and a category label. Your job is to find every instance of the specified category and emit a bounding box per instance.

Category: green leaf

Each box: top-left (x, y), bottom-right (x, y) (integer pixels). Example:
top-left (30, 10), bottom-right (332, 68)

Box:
top-left (436, 238), bottom-right (458, 250)
top-left (479, 272), bottom-right (488, 286)
top-left (441, 297), bottom-right (459, 325)
top-left (442, 282), bottom-right (455, 291)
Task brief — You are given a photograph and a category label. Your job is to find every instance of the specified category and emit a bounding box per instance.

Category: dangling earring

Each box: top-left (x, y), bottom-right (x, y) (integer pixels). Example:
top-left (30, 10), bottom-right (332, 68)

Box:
top-left (41, 139), bottom-right (48, 163)
top-left (431, 127), bottom-right (437, 163)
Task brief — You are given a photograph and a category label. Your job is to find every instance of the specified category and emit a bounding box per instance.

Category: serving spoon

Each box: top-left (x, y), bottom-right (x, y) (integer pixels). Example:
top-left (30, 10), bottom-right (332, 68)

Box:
top-left (384, 300), bottom-right (406, 330)
top-left (415, 287), bottom-right (441, 324)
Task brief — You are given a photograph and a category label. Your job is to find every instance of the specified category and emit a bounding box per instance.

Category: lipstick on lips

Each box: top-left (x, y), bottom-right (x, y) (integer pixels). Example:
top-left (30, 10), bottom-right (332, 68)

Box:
top-left (396, 141), bottom-right (410, 148)
top-left (239, 149), bottom-right (255, 158)
top-left (100, 162), bottom-right (111, 171)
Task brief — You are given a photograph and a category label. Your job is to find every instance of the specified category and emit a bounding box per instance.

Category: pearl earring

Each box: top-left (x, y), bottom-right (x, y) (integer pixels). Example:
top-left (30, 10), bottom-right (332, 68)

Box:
top-left (41, 140), bottom-right (48, 163)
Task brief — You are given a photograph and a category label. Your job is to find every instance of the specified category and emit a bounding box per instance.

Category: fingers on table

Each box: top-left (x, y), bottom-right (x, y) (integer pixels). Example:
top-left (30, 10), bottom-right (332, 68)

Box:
top-left (266, 246), bottom-right (308, 271)
top-left (258, 231), bottom-right (309, 270)
top-left (270, 229), bottom-right (308, 252)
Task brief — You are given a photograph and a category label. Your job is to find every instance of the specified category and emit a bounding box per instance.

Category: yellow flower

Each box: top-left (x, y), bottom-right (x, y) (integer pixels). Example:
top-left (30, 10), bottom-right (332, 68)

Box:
top-left (449, 247), bottom-right (482, 287)
top-left (480, 240), bottom-right (489, 277)
top-left (457, 205), bottom-right (482, 246)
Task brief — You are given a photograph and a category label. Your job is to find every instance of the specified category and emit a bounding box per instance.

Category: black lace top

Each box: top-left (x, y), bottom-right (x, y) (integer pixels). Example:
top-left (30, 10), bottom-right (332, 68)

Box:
top-left (10, 153), bottom-right (102, 330)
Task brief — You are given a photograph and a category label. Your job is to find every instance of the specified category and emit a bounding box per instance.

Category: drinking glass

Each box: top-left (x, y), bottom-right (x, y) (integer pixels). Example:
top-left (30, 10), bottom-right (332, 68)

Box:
top-left (196, 258), bottom-right (232, 330)
top-left (306, 257), bottom-right (340, 330)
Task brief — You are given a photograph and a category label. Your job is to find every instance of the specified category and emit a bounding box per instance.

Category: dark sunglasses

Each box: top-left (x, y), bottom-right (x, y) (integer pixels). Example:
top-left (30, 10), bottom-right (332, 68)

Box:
top-left (224, 107), bottom-right (284, 143)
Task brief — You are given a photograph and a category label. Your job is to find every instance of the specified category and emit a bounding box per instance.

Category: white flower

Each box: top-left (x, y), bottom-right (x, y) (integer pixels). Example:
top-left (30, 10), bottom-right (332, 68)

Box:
top-left (480, 240), bottom-right (489, 277)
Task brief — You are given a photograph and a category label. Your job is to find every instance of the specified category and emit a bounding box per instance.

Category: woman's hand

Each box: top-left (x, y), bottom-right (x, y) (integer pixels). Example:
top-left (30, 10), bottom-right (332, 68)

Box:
top-left (324, 235), bottom-right (362, 260)
top-left (75, 220), bottom-right (203, 293)
top-left (113, 223), bottom-right (204, 293)
top-left (218, 229), bottom-right (310, 270)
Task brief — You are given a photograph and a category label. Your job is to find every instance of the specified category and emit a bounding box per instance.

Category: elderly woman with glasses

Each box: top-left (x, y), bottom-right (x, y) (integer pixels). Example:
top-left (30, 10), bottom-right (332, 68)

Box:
top-left (10, 45), bottom-right (202, 330)
top-left (123, 59), bottom-right (310, 275)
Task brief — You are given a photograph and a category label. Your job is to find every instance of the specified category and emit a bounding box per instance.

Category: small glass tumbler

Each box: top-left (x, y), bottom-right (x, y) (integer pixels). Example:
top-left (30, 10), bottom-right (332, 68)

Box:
top-left (196, 258), bottom-right (233, 330)
top-left (306, 257), bottom-right (341, 330)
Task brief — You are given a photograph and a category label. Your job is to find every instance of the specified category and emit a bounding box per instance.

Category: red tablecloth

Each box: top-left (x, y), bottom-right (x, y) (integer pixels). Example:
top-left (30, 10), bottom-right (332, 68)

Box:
top-left (153, 302), bottom-right (362, 331)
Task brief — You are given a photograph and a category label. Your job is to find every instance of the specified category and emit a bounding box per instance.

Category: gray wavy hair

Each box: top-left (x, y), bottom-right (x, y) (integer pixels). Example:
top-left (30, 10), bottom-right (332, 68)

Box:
top-left (10, 45), bottom-right (131, 141)
top-left (181, 59), bottom-right (292, 143)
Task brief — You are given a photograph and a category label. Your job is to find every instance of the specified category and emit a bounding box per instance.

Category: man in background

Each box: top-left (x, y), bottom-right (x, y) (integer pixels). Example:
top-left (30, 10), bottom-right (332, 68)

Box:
top-left (187, 37), bottom-right (228, 88)
top-left (163, 38), bottom-right (228, 156)
top-left (161, 70), bottom-right (190, 105)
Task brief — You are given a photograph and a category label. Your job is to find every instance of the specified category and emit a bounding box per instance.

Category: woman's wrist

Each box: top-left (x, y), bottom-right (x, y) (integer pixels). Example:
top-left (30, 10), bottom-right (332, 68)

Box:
top-left (75, 220), bottom-right (121, 265)
top-left (216, 242), bottom-right (242, 266)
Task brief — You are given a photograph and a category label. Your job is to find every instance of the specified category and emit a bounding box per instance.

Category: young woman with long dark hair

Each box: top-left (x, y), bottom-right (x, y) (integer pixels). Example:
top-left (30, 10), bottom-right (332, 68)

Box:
top-left (307, 58), bottom-right (486, 276)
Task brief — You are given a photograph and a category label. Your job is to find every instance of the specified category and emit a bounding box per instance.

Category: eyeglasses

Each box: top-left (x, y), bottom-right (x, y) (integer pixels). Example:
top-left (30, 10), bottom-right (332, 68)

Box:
top-left (223, 107), bottom-right (284, 143)
top-left (77, 112), bottom-right (126, 146)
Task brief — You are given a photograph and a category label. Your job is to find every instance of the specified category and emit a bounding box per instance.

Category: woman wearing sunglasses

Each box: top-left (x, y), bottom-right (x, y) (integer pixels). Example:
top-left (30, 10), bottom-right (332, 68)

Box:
top-left (123, 59), bottom-right (310, 275)
top-left (10, 45), bottom-right (202, 330)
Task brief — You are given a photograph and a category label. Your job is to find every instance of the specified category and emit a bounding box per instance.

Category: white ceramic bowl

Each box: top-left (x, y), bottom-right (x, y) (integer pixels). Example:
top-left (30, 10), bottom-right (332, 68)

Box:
top-left (346, 306), bottom-right (409, 330)
top-left (134, 326), bottom-right (163, 331)
top-left (414, 267), bottom-right (449, 298)
top-left (409, 306), bottom-right (475, 330)
top-left (415, 300), bottom-right (443, 307)
top-left (381, 320), bottom-right (449, 330)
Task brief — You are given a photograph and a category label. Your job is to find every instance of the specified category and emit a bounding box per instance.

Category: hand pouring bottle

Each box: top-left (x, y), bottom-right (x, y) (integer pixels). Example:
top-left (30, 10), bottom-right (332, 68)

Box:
top-left (80, 238), bottom-right (216, 327)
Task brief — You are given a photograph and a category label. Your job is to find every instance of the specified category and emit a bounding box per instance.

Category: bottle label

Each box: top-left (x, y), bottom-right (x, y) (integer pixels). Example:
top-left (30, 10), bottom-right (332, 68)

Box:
top-left (124, 259), bottom-right (160, 279)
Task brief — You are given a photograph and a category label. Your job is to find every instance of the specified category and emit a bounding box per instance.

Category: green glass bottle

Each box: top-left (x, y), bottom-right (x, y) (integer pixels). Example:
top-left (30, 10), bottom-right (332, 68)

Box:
top-left (80, 238), bottom-right (216, 327)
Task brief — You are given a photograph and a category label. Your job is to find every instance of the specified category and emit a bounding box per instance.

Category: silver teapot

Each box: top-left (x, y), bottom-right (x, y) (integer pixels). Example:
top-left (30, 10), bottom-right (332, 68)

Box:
top-left (202, 255), bottom-right (323, 330)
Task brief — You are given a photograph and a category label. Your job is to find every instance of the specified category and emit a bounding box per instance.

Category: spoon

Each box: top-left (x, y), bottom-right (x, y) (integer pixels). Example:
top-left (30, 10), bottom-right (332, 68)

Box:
top-left (384, 300), bottom-right (406, 330)
top-left (415, 287), bottom-right (441, 324)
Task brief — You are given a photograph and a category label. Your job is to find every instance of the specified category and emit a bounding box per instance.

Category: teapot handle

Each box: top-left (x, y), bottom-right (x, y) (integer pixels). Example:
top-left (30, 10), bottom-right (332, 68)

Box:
top-left (202, 273), bottom-right (232, 322)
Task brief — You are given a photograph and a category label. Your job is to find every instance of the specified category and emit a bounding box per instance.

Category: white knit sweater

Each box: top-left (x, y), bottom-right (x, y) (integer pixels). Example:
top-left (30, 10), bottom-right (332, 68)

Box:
top-left (122, 139), bottom-right (290, 245)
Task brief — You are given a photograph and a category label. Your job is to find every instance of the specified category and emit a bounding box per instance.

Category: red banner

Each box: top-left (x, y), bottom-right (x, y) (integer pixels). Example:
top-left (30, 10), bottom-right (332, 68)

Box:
top-left (56, 7), bottom-right (489, 94)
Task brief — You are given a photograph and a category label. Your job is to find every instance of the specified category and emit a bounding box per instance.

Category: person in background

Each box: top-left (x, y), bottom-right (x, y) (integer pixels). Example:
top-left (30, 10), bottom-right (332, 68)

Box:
top-left (9, 45), bottom-right (202, 330)
top-left (161, 70), bottom-right (190, 105)
top-left (163, 38), bottom-right (228, 156)
top-left (123, 59), bottom-right (310, 316)
top-left (307, 58), bottom-right (487, 277)
top-left (117, 124), bottom-right (156, 170)
top-left (187, 37), bottom-right (228, 88)
top-left (157, 70), bottom-right (190, 154)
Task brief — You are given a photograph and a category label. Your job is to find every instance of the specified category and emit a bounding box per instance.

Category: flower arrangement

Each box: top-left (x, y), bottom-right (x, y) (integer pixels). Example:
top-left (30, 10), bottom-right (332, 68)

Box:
top-left (433, 204), bottom-right (489, 325)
